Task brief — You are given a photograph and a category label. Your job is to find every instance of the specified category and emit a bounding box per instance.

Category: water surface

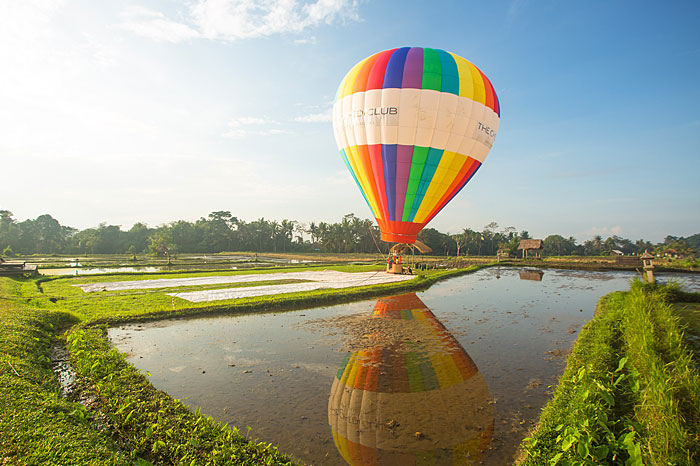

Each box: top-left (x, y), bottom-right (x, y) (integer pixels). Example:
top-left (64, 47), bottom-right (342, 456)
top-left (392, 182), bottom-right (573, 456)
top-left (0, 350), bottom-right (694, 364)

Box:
top-left (109, 268), bottom-right (699, 465)
top-left (40, 255), bottom-right (319, 275)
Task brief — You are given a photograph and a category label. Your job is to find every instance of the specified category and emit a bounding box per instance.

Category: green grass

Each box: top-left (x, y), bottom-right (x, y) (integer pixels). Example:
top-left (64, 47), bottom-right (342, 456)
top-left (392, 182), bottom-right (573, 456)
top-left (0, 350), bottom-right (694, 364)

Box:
top-left (0, 279), bottom-right (129, 465)
top-left (660, 257), bottom-right (700, 270)
top-left (0, 263), bottom-right (490, 465)
top-left (518, 281), bottom-right (700, 465)
top-left (622, 284), bottom-right (700, 464)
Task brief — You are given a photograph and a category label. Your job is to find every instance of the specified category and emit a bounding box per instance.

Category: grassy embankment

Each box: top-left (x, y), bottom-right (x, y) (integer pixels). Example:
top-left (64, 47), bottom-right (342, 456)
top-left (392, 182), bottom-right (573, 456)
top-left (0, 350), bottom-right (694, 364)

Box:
top-left (0, 278), bottom-right (128, 465)
top-left (1, 263), bottom-right (488, 465)
top-left (518, 281), bottom-right (700, 465)
top-left (507, 255), bottom-right (700, 273)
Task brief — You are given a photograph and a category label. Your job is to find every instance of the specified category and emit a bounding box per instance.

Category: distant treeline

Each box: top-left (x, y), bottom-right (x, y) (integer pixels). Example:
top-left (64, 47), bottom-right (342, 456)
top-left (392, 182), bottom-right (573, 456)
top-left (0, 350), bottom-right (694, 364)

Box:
top-left (0, 209), bottom-right (697, 258)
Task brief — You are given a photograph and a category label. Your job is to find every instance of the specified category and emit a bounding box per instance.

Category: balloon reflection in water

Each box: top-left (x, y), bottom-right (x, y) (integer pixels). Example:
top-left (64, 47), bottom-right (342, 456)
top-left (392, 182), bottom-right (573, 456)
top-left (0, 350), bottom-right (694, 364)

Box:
top-left (328, 293), bottom-right (494, 465)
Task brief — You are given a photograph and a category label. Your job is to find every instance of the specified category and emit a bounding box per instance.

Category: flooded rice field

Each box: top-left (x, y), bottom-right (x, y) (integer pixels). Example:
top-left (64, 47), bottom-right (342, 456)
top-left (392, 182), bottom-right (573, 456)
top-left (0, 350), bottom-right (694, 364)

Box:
top-left (77, 270), bottom-right (414, 301)
top-left (39, 255), bottom-right (320, 275)
top-left (42, 266), bottom-right (163, 275)
top-left (108, 268), bottom-right (700, 465)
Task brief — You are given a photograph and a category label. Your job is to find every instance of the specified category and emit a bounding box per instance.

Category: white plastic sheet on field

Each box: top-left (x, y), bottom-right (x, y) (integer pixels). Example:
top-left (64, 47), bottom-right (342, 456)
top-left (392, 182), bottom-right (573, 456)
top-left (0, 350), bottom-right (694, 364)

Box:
top-left (166, 271), bottom-right (414, 302)
top-left (76, 270), bottom-right (414, 302)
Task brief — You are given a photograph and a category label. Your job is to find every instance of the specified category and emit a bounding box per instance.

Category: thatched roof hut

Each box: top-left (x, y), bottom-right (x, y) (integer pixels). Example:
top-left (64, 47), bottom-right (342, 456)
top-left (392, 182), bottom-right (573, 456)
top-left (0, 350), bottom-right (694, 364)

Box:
top-left (518, 239), bottom-right (543, 259)
top-left (517, 239), bottom-right (543, 250)
top-left (390, 240), bottom-right (432, 255)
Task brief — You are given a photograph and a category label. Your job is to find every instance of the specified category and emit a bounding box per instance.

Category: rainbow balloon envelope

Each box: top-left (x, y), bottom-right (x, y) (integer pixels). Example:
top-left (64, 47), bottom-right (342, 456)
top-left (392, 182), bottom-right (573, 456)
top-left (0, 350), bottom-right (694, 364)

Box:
top-left (332, 47), bottom-right (500, 244)
top-left (328, 293), bottom-right (494, 465)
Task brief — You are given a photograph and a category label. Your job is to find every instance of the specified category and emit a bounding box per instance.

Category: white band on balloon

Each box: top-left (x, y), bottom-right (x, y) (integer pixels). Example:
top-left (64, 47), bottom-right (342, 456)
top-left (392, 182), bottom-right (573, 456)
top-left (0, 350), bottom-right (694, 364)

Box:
top-left (332, 89), bottom-right (499, 164)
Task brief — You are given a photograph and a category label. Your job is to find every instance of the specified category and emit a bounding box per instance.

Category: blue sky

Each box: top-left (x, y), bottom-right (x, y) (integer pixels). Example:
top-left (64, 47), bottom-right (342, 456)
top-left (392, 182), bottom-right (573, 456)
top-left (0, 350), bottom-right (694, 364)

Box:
top-left (1, 0), bottom-right (698, 242)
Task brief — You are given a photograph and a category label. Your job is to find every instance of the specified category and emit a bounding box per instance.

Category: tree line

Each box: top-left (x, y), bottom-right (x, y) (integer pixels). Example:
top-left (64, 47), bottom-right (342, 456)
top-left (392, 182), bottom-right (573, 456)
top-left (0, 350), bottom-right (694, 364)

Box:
top-left (0, 209), bottom-right (697, 258)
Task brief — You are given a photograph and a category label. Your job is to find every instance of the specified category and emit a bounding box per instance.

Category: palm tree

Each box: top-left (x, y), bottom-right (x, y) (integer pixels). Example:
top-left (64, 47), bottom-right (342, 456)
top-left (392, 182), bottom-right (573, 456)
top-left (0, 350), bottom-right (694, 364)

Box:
top-left (307, 222), bottom-right (318, 246)
top-left (594, 235), bottom-right (602, 255)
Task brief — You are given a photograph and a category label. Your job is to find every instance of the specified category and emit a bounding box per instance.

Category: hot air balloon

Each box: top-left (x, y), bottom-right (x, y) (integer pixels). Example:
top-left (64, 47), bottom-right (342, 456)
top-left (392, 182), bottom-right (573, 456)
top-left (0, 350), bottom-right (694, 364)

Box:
top-left (328, 293), bottom-right (494, 465)
top-left (332, 47), bottom-right (500, 245)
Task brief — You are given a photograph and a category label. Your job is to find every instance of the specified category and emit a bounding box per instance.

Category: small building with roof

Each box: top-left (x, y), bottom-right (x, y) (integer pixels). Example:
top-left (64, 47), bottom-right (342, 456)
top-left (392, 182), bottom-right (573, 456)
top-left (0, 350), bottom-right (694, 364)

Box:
top-left (517, 239), bottom-right (543, 259)
top-left (663, 248), bottom-right (679, 259)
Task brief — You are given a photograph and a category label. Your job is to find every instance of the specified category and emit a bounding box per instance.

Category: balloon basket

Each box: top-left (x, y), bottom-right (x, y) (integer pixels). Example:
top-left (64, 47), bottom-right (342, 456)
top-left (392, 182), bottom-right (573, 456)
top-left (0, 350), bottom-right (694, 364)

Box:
top-left (386, 247), bottom-right (412, 275)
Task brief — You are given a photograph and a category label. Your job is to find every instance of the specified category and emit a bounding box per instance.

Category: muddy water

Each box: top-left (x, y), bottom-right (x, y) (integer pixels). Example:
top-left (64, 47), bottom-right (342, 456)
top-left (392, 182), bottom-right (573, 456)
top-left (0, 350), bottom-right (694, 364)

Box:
top-left (108, 268), bottom-right (700, 465)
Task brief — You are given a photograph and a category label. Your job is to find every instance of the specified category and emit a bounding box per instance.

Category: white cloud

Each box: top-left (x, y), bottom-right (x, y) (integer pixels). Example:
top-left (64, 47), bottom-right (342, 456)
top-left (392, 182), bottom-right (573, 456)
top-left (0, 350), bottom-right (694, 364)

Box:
top-left (293, 36), bottom-right (317, 44)
top-left (586, 226), bottom-right (623, 236)
top-left (222, 116), bottom-right (290, 139)
top-left (0, 0), bottom-right (64, 30)
top-left (303, 0), bottom-right (359, 25)
top-left (81, 32), bottom-right (121, 67)
top-left (0, 0), bottom-right (157, 156)
top-left (120, 0), bottom-right (359, 43)
top-left (223, 111), bottom-right (335, 139)
top-left (0, 0), bottom-right (64, 64)
top-left (120, 7), bottom-right (200, 43)
top-left (222, 129), bottom-right (248, 139)
top-left (227, 116), bottom-right (275, 127)
top-left (294, 110), bottom-right (332, 122)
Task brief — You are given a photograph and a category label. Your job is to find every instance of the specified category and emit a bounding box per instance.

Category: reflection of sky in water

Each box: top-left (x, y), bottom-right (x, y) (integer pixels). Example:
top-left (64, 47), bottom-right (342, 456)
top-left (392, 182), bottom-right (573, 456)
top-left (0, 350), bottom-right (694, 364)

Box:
top-left (657, 272), bottom-right (700, 292)
top-left (108, 267), bottom-right (698, 466)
